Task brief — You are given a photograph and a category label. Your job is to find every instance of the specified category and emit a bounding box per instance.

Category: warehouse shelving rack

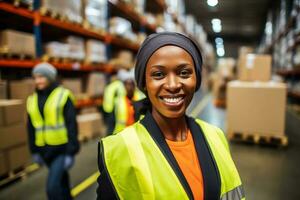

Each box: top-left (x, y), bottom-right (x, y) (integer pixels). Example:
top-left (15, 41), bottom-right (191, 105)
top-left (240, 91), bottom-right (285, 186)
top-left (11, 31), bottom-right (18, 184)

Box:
top-left (261, 4), bottom-right (300, 102)
top-left (0, 0), bottom-right (166, 108)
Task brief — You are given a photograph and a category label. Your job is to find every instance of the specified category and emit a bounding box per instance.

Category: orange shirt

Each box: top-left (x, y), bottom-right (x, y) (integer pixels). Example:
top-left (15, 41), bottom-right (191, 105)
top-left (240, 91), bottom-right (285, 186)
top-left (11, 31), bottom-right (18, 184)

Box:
top-left (125, 97), bottom-right (135, 126)
top-left (166, 130), bottom-right (204, 200)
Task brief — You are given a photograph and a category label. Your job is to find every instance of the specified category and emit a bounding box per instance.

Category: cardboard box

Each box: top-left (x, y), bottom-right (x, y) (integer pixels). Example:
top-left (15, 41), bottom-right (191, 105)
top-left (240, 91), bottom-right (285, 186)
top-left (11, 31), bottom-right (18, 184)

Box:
top-left (7, 144), bottom-right (30, 171)
top-left (0, 100), bottom-right (24, 126)
top-left (62, 79), bottom-right (82, 96)
top-left (0, 80), bottom-right (7, 99)
top-left (238, 46), bottom-right (254, 58)
top-left (85, 39), bottom-right (107, 64)
top-left (77, 113), bottom-right (106, 139)
top-left (0, 122), bottom-right (27, 149)
top-left (10, 79), bottom-right (35, 101)
top-left (227, 81), bottom-right (287, 136)
top-left (86, 73), bottom-right (106, 98)
top-left (0, 151), bottom-right (7, 175)
top-left (0, 29), bottom-right (35, 57)
top-left (238, 54), bottom-right (272, 82)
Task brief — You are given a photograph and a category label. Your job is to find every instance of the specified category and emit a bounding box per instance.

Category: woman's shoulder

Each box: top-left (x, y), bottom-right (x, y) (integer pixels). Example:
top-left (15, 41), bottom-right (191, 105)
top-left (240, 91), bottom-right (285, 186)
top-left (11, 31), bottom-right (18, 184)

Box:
top-left (192, 117), bottom-right (229, 151)
top-left (193, 118), bottom-right (223, 133)
top-left (101, 122), bottom-right (140, 142)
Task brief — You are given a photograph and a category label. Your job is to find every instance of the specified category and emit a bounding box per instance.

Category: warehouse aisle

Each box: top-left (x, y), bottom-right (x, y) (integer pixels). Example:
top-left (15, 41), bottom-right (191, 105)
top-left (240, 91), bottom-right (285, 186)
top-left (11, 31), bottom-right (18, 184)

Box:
top-left (0, 139), bottom-right (99, 200)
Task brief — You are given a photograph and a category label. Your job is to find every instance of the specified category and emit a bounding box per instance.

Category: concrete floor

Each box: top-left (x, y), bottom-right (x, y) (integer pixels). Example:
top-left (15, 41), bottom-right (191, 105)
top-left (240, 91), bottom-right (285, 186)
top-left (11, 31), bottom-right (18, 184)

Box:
top-left (1, 91), bottom-right (300, 200)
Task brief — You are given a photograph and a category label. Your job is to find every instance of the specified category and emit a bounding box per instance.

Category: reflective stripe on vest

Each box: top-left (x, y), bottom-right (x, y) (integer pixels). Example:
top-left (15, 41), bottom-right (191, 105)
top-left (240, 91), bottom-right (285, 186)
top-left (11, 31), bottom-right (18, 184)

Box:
top-left (102, 120), bottom-right (244, 199)
top-left (221, 185), bottom-right (245, 200)
top-left (27, 87), bottom-right (71, 146)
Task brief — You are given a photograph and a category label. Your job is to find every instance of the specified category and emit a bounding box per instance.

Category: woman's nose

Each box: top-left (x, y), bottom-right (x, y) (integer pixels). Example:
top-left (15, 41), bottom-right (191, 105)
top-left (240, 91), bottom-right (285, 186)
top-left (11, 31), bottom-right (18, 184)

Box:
top-left (164, 74), bottom-right (182, 92)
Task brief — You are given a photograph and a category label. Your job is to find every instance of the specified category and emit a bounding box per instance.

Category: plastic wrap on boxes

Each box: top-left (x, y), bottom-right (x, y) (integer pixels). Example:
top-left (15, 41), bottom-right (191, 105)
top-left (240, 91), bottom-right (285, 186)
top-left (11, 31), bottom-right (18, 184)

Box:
top-left (109, 50), bottom-right (134, 69)
top-left (65, 36), bottom-right (85, 60)
top-left (0, 29), bottom-right (35, 57)
top-left (45, 42), bottom-right (70, 59)
top-left (86, 73), bottom-right (106, 97)
top-left (185, 15), bottom-right (196, 35)
top-left (42, 0), bottom-right (82, 23)
top-left (85, 39), bottom-right (107, 63)
top-left (109, 17), bottom-right (137, 41)
top-left (163, 13), bottom-right (176, 32)
top-left (83, 0), bottom-right (107, 30)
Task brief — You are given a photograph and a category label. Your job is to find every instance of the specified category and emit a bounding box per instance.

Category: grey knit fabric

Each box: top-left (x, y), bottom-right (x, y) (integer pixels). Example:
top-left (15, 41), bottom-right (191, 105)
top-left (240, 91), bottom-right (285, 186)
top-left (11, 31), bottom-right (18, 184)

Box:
top-left (32, 62), bottom-right (57, 82)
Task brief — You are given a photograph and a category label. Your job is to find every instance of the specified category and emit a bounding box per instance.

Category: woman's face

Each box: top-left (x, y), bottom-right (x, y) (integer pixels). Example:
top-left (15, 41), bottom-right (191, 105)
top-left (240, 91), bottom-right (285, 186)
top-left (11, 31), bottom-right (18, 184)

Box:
top-left (145, 45), bottom-right (197, 119)
top-left (33, 74), bottom-right (50, 90)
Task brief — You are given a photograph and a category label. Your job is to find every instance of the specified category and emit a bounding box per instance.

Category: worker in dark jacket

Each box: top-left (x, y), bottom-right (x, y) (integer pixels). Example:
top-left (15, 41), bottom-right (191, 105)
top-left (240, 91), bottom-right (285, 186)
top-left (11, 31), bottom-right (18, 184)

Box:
top-left (27, 62), bottom-right (79, 200)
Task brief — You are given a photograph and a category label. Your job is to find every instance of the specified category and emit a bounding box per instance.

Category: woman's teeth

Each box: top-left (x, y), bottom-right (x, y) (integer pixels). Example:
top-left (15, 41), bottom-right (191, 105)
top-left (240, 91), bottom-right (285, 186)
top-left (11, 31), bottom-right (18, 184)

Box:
top-left (163, 97), bottom-right (183, 103)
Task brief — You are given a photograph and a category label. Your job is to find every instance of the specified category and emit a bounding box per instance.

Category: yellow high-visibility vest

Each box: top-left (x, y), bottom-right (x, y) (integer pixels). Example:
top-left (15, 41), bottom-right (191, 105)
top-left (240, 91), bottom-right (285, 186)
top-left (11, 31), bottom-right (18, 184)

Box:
top-left (102, 80), bottom-right (125, 113)
top-left (113, 89), bottom-right (145, 134)
top-left (27, 87), bottom-right (74, 146)
top-left (101, 119), bottom-right (245, 200)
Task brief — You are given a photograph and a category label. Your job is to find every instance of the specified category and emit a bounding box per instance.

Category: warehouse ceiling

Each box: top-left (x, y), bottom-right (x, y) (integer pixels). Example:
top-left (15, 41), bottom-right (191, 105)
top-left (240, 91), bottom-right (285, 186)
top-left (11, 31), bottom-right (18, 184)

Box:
top-left (184, 0), bottom-right (274, 58)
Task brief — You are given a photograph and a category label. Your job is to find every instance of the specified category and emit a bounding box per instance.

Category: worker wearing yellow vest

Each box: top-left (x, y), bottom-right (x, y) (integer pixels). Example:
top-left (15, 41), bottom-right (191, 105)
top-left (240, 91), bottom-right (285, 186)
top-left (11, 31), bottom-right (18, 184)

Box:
top-left (112, 69), bottom-right (145, 134)
top-left (97, 33), bottom-right (245, 200)
top-left (27, 62), bottom-right (79, 200)
top-left (102, 76), bottom-right (125, 135)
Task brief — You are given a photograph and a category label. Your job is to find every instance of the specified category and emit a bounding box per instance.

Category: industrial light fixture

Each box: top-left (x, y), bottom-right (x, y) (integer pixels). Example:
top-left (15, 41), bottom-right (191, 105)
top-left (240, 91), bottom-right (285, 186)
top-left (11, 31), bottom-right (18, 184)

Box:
top-left (211, 18), bottom-right (222, 33)
top-left (216, 47), bottom-right (225, 57)
top-left (215, 37), bottom-right (223, 45)
top-left (215, 37), bottom-right (225, 57)
top-left (207, 0), bottom-right (218, 7)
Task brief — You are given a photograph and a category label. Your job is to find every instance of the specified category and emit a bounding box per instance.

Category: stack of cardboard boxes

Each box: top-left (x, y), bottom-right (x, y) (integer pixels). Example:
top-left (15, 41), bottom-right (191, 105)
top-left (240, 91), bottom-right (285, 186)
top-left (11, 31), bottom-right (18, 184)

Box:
top-left (227, 47), bottom-right (287, 140)
top-left (77, 107), bottom-right (106, 141)
top-left (210, 58), bottom-right (236, 107)
top-left (0, 100), bottom-right (30, 176)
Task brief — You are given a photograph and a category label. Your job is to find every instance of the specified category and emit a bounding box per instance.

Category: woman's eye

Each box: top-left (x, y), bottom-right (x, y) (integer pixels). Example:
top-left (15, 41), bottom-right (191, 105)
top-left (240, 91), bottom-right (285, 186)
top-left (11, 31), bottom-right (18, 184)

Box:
top-left (179, 69), bottom-right (191, 77)
top-left (151, 71), bottom-right (165, 79)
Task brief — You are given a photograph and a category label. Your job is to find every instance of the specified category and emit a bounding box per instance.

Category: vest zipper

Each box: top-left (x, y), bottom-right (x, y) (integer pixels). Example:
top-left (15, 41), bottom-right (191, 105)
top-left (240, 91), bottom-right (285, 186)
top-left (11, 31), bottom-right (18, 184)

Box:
top-left (100, 143), bottom-right (120, 200)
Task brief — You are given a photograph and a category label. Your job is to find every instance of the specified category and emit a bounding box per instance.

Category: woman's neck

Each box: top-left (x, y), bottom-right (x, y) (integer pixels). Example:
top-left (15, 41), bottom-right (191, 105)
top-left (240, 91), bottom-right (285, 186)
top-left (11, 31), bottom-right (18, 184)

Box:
top-left (151, 109), bottom-right (188, 141)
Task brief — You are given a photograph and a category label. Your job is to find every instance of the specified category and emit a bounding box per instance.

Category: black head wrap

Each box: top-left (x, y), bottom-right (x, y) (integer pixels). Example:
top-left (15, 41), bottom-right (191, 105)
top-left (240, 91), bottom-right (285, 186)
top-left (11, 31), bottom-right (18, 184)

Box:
top-left (134, 32), bottom-right (203, 94)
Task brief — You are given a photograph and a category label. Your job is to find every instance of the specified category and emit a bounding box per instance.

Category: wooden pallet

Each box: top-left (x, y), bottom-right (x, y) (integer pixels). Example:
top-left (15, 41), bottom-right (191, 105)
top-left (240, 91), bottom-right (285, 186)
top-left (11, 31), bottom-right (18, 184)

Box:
top-left (82, 20), bottom-right (105, 34)
top-left (40, 7), bottom-right (82, 25)
top-left (0, 164), bottom-right (35, 188)
top-left (13, 0), bottom-right (33, 10)
top-left (0, 51), bottom-right (34, 60)
top-left (228, 132), bottom-right (288, 147)
top-left (40, 7), bottom-right (68, 22)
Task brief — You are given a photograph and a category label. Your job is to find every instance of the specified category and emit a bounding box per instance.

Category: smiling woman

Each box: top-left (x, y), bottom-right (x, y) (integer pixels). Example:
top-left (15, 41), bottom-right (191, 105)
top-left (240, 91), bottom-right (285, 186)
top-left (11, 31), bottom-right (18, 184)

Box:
top-left (97, 32), bottom-right (245, 200)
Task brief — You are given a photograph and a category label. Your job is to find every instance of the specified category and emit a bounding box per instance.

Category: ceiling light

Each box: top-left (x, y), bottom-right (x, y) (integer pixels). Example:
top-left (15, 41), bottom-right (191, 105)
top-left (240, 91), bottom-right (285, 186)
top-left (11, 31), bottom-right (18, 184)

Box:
top-left (216, 47), bottom-right (225, 57)
top-left (207, 0), bottom-right (218, 7)
top-left (212, 24), bottom-right (222, 33)
top-left (216, 43), bottom-right (224, 49)
top-left (211, 18), bottom-right (222, 33)
top-left (211, 18), bottom-right (221, 25)
top-left (215, 37), bottom-right (223, 44)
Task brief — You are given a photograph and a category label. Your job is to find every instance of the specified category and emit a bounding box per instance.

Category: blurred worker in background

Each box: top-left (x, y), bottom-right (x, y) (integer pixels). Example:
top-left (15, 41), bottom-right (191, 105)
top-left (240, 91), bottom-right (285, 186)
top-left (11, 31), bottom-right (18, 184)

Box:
top-left (27, 62), bottom-right (79, 200)
top-left (102, 68), bottom-right (145, 135)
top-left (101, 73), bottom-right (124, 135)
top-left (97, 32), bottom-right (244, 200)
top-left (112, 69), bottom-right (145, 134)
